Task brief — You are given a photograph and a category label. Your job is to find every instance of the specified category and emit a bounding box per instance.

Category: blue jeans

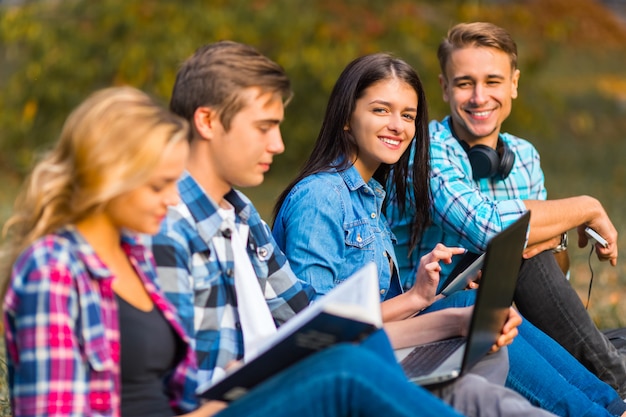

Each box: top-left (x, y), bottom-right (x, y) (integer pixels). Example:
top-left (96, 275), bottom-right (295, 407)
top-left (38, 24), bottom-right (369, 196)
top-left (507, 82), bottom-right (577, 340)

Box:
top-left (422, 289), bottom-right (626, 416)
top-left (514, 251), bottom-right (626, 396)
top-left (217, 330), bottom-right (462, 417)
top-left (507, 320), bottom-right (626, 417)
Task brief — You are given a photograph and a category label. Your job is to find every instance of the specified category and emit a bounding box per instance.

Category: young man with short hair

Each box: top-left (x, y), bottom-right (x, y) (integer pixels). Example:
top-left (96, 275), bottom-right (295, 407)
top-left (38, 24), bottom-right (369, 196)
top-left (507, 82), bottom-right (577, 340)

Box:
top-left (388, 21), bottom-right (626, 396)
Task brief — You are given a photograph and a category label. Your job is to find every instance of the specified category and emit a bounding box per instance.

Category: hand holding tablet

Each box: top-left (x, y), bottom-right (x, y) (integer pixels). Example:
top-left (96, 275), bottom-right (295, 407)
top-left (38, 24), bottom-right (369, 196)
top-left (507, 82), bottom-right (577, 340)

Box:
top-left (439, 252), bottom-right (485, 297)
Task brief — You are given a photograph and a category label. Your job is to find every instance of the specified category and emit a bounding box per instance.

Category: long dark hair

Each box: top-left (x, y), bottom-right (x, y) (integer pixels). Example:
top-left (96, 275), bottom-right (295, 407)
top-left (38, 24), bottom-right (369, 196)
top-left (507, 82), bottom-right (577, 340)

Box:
top-left (273, 53), bottom-right (431, 251)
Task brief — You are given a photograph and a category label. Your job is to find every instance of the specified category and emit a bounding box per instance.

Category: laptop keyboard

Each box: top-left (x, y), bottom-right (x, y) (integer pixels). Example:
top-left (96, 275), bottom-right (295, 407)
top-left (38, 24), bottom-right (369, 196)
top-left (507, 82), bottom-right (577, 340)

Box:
top-left (400, 337), bottom-right (465, 378)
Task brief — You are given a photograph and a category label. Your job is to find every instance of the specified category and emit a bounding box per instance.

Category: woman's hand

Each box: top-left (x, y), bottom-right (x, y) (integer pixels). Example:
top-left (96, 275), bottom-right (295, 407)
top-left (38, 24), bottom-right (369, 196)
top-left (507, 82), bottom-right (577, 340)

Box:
top-left (407, 244), bottom-right (466, 310)
top-left (384, 306), bottom-right (473, 348)
top-left (178, 400), bottom-right (228, 417)
top-left (490, 307), bottom-right (522, 353)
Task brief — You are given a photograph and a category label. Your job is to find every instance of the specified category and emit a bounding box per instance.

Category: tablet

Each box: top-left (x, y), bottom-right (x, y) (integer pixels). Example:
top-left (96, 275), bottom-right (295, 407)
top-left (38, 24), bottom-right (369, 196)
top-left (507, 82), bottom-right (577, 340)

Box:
top-left (440, 252), bottom-right (485, 297)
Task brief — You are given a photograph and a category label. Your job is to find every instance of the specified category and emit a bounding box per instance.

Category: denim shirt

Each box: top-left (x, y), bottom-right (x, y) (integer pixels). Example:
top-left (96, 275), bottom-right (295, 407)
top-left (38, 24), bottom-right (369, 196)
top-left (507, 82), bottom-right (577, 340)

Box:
top-left (273, 165), bottom-right (401, 301)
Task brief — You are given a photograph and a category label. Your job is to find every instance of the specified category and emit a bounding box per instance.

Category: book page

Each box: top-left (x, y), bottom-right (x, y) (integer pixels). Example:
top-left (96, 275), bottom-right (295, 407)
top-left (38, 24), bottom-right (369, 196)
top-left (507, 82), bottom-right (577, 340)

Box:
top-left (196, 262), bottom-right (384, 400)
top-left (252, 262), bottom-right (382, 359)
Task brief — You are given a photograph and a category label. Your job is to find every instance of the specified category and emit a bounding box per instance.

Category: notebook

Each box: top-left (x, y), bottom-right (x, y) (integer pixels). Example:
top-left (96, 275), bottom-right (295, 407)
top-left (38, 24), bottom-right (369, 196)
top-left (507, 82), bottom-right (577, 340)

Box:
top-left (395, 210), bottom-right (530, 386)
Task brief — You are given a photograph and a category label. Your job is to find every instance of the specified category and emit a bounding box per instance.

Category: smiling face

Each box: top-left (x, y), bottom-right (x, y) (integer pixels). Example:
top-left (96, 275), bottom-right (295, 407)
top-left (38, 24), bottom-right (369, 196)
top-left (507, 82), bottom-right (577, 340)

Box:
top-left (348, 78), bottom-right (418, 181)
top-left (105, 140), bottom-right (189, 235)
top-left (440, 46), bottom-right (520, 147)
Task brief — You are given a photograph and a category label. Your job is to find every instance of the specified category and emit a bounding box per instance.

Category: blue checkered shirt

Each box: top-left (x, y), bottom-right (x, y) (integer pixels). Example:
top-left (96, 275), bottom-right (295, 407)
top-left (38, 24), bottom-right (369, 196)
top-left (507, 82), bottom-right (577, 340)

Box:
top-left (150, 171), bottom-right (311, 402)
top-left (388, 116), bottom-right (545, 289)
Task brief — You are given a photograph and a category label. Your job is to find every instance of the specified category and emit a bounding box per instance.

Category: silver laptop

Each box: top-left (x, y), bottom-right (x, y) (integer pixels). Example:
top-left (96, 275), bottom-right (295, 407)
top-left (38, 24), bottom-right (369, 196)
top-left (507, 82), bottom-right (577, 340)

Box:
top-left (395, 211), bottom-right (530, 386)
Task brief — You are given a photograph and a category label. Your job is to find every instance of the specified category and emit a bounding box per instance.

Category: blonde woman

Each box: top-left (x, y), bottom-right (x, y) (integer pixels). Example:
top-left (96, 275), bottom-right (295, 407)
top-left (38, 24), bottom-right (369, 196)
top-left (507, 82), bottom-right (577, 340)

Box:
top-left (1, 86), bottom-right (203, 416)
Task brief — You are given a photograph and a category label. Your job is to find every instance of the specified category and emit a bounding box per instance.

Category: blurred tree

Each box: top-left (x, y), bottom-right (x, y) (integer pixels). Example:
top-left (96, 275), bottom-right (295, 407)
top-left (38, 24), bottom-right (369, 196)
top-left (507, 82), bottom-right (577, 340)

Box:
top-left (1, 0), bottom-right (625, 178)
top-left (0, 0), bottom-right (467, 175)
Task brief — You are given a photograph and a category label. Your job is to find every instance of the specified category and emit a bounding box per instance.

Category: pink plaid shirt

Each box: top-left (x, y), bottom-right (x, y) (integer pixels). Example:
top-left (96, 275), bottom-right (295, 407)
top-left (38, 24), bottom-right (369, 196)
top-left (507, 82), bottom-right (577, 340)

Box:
top-left (4, 226), bottom-right (197, 417)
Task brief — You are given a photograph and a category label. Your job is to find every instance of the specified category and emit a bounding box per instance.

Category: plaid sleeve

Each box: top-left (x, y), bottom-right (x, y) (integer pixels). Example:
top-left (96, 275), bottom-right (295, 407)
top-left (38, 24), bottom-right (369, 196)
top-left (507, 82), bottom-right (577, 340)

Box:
top-left (522, 140), bottom-right (547, 200)
top-left (245, 200), bottom-right (311, 320)
top-left (429, 136), bottom-right (527, 252)
top-left (4, 247), bottom-right (107, 417)
top-left (151, 216), bottom-right (213, 411)
top-left (151, 231), bottom-right (195, 342)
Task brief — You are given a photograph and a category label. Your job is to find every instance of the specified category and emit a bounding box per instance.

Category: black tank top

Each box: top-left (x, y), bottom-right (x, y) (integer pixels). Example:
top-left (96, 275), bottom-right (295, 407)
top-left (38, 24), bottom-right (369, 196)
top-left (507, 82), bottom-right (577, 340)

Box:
top-left (117, 294), bottom-right (184, 417)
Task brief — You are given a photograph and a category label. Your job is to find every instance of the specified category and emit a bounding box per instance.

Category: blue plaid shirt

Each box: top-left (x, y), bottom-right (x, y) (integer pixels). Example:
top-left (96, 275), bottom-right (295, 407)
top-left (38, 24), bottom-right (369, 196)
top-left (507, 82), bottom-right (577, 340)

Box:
top-left (388, 116), bottom-right (544, 289)
top-left (150, 171), bottom-right (311, 402)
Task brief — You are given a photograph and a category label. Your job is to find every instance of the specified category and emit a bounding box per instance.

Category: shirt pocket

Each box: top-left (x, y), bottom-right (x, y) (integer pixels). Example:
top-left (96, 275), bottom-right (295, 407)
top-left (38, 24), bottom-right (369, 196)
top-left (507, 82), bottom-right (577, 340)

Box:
top-left (192, 250), bottom-right (224, 291)
top-left (344, 221), bottom-right (375, 249)
top-left (83, 336), bottom-right (109, 372)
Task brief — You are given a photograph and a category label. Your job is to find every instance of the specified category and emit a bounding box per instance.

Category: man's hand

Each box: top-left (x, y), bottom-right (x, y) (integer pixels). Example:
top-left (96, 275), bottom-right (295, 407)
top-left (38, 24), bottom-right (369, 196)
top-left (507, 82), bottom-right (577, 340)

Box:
top-left (577, 223), bottom-right (618, 266)
top-left (491, 307), bottom-right (521, 353)
top-left (523, 235), bottom-right (570, 274)
top-left (523, 234), bottom-right (561, 259)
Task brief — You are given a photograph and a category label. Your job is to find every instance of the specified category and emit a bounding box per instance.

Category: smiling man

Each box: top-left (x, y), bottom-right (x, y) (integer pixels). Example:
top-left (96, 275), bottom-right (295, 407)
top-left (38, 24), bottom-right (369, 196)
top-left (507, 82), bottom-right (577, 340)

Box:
top-left (388, 21), bottom-right (626, 397)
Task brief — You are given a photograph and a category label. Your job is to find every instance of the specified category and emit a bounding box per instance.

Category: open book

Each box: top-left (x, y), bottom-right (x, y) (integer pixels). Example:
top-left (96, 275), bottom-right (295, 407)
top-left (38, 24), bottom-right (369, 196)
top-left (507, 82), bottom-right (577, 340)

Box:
top-left (196, 262), bottom-right (383, 402)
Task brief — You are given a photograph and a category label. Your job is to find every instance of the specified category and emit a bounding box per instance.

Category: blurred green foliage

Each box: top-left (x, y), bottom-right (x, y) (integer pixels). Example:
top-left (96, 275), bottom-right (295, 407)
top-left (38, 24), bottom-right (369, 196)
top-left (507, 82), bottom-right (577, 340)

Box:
top-left (2, 0), bottom-right (623, 178)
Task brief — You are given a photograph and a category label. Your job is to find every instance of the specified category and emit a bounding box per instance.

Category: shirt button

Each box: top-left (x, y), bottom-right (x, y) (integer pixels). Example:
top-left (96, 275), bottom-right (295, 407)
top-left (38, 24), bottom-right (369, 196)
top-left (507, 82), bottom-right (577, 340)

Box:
top-left (226, 268), bottom-right (234, 277)
top-left (370, 213), bottom-right (377, 219)
top-left (380, 289), bottom-right (386, 295)
top-left (257, 247), bottom-right (269, 260)
top-left (356, 234), bottom-right (363, 243)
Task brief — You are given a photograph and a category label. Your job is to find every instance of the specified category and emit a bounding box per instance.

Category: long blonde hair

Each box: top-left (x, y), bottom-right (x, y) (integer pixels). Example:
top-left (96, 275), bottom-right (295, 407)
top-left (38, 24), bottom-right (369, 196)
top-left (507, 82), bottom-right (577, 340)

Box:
top-left (1, 86), bottom-right (190, 297)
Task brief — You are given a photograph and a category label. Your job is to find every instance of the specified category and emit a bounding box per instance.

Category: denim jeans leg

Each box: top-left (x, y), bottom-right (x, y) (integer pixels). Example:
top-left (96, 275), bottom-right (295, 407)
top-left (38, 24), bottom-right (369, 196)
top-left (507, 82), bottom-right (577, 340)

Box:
top-left (514, 251), bottom-right (626, 397)
top-left (218, 340), bottom-right (463, 417)
top-left (507, 318), bottom-right (626, 416)
top-left (513, 250), bottom-right (626, 397)
top-left (519, 320), bottom-right (626, 414)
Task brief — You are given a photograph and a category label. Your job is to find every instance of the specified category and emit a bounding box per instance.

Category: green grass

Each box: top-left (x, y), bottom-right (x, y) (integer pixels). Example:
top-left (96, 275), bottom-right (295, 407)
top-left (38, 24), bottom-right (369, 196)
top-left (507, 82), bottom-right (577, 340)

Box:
top-left (0, 346), bottom-right (7, 417)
